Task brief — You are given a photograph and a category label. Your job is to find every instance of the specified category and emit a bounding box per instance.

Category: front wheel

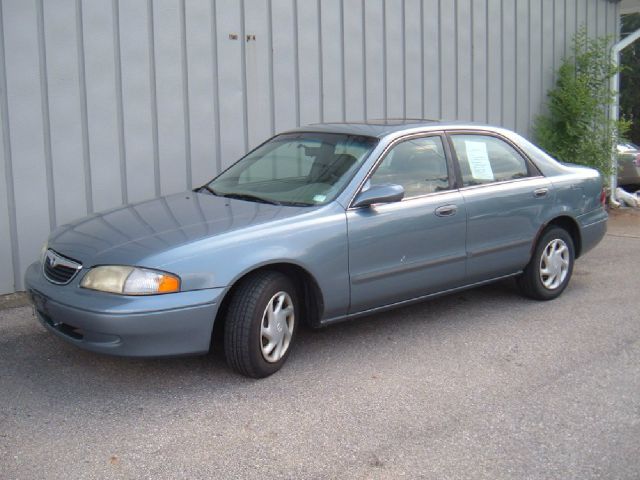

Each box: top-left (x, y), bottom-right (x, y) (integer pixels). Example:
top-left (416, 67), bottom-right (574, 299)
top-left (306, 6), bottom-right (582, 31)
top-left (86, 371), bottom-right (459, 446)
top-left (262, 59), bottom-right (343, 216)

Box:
top-left (517, 226), bottom-right (575, 301)
top-left (224, 271), bottom-right (298, 378)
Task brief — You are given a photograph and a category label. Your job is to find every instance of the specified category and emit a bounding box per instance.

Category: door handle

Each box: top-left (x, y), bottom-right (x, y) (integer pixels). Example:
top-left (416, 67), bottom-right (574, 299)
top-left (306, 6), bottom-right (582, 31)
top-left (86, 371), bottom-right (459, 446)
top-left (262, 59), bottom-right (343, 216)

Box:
top-left (435, 204), bottom-right (458, 217)
top-left (533, 188), bottom-right (549, 198)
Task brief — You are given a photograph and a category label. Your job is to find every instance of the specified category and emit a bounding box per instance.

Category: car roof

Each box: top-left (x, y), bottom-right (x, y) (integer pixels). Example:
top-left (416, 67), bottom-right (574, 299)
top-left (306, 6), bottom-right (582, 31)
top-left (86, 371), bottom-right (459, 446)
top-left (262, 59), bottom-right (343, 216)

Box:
top-left (283, 119), bottom-right (505, 139)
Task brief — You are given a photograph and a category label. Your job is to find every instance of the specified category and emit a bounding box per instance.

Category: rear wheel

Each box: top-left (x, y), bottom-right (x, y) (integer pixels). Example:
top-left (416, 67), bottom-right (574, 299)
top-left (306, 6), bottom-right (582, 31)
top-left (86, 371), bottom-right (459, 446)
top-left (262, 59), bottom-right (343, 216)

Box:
top-left (224, 271), bottom-right (297, 378)
top-left (517, 226), bottom-right (575, 301)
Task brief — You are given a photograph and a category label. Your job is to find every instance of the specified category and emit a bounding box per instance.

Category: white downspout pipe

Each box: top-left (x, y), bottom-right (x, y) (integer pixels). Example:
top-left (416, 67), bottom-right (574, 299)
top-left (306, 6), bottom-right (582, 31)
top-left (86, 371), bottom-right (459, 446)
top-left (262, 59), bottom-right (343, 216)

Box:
top-left (609, 27), bottom-right (640, 206)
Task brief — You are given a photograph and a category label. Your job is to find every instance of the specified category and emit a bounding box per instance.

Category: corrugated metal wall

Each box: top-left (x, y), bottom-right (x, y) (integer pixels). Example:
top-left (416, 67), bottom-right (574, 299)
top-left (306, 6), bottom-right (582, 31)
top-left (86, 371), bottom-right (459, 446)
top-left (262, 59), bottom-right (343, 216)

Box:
top-left (0, 0), bottom-right (619, 294)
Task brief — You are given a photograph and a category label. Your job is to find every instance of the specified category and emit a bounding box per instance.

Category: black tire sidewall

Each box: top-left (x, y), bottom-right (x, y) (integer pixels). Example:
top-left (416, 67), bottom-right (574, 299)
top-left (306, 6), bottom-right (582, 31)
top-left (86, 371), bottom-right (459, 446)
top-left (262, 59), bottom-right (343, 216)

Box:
top-left (528, 227), bottom-right (575, 300)
top-left (241, 273), bottom-right (299, 378)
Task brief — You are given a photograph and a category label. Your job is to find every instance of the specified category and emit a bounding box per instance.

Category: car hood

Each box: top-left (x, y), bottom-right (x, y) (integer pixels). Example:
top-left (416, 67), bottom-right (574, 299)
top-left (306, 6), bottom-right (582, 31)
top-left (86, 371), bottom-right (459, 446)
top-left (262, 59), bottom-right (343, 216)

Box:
top-left (47, 192), bottom-right (312, 267)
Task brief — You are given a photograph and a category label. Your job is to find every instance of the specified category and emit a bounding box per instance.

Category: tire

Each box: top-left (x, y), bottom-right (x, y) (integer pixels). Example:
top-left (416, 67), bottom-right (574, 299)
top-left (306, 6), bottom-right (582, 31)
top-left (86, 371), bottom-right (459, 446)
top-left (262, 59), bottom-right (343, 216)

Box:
top-left (224, 271), bottom-right (298, 378)
top-left (517, 226), bottom-right (575, 301)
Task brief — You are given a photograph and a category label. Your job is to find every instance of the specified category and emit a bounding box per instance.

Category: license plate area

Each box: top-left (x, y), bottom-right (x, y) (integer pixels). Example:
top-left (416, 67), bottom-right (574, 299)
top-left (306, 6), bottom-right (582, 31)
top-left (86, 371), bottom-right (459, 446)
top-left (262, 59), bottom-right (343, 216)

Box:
top-left (29, 290), bottom-right (49, 317)
top-left (29, 290), bottom-right (84, 340)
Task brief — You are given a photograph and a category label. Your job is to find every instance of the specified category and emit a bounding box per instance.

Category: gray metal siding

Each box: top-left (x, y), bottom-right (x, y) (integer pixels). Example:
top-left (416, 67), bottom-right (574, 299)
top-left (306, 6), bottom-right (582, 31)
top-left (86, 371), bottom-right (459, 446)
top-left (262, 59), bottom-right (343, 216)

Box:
top-left (0, 0), bottom-right (619, 293)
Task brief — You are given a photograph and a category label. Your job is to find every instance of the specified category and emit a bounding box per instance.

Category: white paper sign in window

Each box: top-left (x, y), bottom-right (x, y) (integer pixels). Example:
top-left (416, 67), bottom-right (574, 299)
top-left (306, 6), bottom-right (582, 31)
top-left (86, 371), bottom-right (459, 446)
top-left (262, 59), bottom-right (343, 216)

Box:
top-left (465, 140), bottom-right (494, 181)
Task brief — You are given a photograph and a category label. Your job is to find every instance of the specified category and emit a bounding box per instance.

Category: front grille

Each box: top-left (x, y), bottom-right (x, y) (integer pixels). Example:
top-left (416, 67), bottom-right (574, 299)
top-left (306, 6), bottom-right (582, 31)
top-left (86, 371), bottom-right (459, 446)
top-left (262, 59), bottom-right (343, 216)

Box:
top-left (43, 249), bottom-right (82, 285)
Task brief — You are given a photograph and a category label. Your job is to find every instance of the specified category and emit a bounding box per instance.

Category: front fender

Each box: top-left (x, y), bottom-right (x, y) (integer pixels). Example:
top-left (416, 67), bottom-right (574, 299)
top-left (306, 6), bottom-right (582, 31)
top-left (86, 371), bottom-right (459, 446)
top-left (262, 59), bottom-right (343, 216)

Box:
top-left (154, 203), bottom-right (350, 321)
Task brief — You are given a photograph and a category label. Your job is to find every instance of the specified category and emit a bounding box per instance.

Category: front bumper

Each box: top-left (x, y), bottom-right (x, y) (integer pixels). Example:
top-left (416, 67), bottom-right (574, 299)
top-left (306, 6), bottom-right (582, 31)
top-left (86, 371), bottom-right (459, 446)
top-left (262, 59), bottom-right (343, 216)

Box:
top-left (24, 262), bottom-right (225, 357)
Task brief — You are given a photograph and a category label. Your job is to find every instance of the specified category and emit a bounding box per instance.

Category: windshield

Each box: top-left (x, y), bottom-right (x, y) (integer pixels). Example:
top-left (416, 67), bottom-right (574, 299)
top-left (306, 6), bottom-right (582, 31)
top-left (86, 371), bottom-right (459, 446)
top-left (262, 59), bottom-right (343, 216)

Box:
top-left (205, 132), bottom-right (378, 206)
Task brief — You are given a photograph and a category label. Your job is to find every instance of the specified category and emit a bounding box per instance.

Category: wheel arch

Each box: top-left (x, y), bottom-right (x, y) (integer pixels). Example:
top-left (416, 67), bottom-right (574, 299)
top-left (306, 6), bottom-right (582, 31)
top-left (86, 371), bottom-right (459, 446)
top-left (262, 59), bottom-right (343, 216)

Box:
top-left (534, 215), bottom-right (582, 259)
top-left (211, 262), bottom-right (325, 351)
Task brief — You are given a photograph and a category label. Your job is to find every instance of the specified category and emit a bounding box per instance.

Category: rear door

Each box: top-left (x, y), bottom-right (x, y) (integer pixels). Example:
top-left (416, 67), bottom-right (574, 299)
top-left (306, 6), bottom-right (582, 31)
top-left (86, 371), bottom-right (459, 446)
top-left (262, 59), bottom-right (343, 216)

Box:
top-left (447, 132), bottom-right (553, 283)
top-left (347, 133), bottom-right (467, 313)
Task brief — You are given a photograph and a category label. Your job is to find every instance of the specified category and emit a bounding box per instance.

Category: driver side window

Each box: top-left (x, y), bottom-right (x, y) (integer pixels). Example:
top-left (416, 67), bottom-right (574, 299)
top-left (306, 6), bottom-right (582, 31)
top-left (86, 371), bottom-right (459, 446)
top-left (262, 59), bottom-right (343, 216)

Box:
top-left (369, 136), bottom-right (450, 198)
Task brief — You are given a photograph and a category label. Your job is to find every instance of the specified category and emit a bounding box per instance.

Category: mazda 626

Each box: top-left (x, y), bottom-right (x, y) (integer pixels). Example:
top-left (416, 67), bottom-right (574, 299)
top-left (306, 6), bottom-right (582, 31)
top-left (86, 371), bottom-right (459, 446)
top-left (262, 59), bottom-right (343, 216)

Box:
top-left (26, 120), bottom-right (607, 378)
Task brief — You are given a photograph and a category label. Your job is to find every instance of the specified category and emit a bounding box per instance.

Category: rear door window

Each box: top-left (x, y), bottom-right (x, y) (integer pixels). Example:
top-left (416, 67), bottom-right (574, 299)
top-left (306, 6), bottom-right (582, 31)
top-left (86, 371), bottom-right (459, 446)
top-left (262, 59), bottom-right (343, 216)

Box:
top-left (450, 134), bottom-right (532, 187)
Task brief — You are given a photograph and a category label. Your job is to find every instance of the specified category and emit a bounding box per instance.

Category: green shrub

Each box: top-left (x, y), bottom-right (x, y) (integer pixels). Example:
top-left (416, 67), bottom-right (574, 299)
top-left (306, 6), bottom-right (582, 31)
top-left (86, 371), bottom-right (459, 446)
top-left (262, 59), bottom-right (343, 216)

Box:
top-left (534, 27), bottom-right (629, 178)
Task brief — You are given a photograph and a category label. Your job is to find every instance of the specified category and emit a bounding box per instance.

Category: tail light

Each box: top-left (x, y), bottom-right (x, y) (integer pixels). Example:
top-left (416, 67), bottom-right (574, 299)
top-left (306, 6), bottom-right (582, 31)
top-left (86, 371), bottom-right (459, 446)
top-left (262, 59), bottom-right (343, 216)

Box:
top-left (600, 188), bottom-right (607, 207)
top-left (634, 153), bottom-right (640, 167)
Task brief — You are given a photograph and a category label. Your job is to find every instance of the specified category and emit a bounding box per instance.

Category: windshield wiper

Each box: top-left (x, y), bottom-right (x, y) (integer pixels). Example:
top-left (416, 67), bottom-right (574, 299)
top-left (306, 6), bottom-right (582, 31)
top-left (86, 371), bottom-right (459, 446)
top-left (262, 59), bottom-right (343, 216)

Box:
top-left (220, 192), bottom-right (281, 205)
top-left (197, 187), bottom-right (309, 206)
top-left (279, 200), bottom-right (314, 207)
top-left (196, 185), bottom-right (218, 195)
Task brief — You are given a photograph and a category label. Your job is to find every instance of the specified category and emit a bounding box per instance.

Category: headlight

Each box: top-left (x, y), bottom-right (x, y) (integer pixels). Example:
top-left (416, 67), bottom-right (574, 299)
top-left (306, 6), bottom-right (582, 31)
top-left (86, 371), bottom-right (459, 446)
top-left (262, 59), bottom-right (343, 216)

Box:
top-left (40, 242), bottom-right (48, 263)
top-left (80, 266), bottom-right (180, 295)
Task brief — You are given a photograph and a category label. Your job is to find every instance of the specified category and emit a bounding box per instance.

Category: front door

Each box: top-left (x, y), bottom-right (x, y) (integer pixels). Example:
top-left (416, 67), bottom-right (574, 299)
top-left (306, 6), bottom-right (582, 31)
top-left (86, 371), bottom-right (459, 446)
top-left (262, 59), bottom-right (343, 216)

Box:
top-left (347, 134), bottom-right (467, 314)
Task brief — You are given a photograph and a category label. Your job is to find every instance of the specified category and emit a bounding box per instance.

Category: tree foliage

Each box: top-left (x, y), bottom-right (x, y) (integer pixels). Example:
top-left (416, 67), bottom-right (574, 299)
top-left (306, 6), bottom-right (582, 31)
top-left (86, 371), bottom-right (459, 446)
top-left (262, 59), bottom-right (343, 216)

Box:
top-left (533, 28), bottom-right (629, 177)
top-left (620, 13), bottom-right (640, 146)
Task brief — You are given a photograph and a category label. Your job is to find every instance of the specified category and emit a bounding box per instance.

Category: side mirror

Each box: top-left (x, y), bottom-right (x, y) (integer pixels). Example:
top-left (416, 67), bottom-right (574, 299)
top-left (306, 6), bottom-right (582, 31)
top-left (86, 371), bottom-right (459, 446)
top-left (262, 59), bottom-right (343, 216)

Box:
top-left (352, 184), bottom-right (405, 208)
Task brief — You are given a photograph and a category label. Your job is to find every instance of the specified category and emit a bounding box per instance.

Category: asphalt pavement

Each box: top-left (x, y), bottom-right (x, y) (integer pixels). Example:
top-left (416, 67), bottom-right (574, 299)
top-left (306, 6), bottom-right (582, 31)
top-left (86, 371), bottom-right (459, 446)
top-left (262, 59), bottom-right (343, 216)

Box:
top-left (1, 211), bottom-right (639, 479)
